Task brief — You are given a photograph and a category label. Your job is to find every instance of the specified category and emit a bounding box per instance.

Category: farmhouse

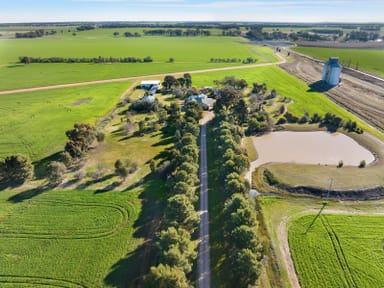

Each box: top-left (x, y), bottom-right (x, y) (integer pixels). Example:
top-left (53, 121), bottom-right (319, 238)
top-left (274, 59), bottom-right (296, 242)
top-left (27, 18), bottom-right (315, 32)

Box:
top-left (322, 57), bottom-right (342, 86)
top-left (185, 93), bottom-right (215, 110)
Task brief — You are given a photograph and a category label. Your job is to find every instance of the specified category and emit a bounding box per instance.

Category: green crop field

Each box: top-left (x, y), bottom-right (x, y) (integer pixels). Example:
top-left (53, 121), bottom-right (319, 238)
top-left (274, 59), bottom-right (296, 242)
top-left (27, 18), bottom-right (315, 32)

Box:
top-left (0, 36), bottom-right (278, 90)
top-left (289, 214), bottom-right (384, 288)
top-left (0, 82), bottom-right (128, 161)
top-left (293, 47), bottom-right (384, 77)
top-left (0, 179), bottom-right (166, 287)
top-left (192, 66), bottom-right (383, 140)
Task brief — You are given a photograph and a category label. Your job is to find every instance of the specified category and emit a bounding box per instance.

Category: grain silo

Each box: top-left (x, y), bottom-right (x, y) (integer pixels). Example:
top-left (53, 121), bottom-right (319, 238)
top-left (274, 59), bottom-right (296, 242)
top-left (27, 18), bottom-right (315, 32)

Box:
top-left (322, 57), bottom-right (342, 86)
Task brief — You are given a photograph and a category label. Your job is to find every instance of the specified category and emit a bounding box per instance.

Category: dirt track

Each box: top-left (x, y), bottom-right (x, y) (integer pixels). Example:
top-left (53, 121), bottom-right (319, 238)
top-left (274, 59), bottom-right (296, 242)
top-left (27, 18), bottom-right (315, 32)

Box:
top-left (0, 56), bottom-right (285, 95)
top-left (280, 57), bottom-right (384, 132)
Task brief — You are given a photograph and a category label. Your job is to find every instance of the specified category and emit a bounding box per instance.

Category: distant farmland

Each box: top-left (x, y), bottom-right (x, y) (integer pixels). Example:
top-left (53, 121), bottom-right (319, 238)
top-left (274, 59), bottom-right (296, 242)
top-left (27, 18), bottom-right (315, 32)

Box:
top-left (293, 47), bottom-right (384, 77)
top-left (289, 214), bottom-right (384, 288)
top-left (0, 36), bottom-right (277, 90)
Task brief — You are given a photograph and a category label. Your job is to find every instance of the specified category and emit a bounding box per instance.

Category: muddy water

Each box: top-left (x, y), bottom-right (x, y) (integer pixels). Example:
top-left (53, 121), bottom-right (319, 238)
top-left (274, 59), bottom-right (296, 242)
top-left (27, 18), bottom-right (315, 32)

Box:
top-left (252, 131), bottom-right (375, 168)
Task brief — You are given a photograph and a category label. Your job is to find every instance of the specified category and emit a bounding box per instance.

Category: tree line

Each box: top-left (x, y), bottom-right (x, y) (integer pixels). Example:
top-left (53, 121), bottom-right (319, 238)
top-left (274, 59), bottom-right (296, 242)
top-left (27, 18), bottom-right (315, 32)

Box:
top-left (210, 57), bottom-right (257, 64)
top-left (277, 111), bottom-right (363, 134)
top-left (246, 27), bottom-right (381, 42)
top-left (162, 73), bottom-right (192, 90)
top-left (221, 30), bottom-right (241, 36)
top-left (211, 110), bottom-right (263, 287)
top-left (19, 56), bottom-right (153, 64)
top-left (15, 29), bottom-right (45, 38)
top-left (76, 25), bottom-right (95, 31)
top-left (146, 101), bottom-right (203, 287)
top-left (143, 29), bottom-right (211, 37)
top-left (345, 31), bottom-right (380, 41)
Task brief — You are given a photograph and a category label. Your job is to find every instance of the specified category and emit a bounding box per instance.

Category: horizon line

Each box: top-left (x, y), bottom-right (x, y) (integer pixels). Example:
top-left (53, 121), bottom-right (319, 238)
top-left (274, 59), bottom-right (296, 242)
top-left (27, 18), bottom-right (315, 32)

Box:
top-left (2, 20), bottom-right (384, 25)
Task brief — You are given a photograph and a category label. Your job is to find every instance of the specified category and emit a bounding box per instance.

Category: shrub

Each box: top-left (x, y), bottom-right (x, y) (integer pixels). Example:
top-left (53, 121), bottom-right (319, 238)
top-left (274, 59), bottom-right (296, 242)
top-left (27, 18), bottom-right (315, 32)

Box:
top-left (60, 151), bottom-right (73, 167)
top-left (263, 169), bottom-right (279, 185)
top-left (359, 160), bottom-right (366, 168)
top-left (96, 131), bottom-right (105, 142)
top-left (74, 170), bottom-right (85, 181)
top-left (47, 161), bottom-right (66, 186)
top-left (337, 160), bottom-right (344, 168)
top-left (284, 112), bottom-right (299, 123)
top-left (114, 160), bottom-right (128, 179)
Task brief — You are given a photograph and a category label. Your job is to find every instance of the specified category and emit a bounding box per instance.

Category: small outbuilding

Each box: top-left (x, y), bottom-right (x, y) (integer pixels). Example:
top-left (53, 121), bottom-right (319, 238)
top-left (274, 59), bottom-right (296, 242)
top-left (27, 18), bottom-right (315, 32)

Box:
top-left (322, 57), bottom-right (342, 86)
top-left (140, 80), bottom-right (161, 90)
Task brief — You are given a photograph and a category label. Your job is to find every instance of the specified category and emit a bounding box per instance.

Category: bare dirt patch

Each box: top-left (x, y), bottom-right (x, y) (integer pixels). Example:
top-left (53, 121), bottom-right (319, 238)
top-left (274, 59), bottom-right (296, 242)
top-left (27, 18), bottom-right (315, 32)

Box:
top-left (71, 97), bottom-right (92, 106)
top-left (278, 216), bottom-right (301, 288)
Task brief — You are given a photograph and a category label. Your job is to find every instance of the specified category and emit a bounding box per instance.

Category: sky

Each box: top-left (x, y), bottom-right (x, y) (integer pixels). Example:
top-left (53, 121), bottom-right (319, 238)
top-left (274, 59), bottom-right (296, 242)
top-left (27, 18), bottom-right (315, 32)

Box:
top-left (1, 0), bottom-right (383, 23)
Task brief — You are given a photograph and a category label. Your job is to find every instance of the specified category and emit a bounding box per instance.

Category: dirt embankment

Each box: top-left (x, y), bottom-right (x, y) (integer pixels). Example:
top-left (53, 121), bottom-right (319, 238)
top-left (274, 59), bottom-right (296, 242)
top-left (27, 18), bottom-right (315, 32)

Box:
top-left (278, 184), bottom-right (384, 200)
top-left (280, 56), bottom-right (384, 132)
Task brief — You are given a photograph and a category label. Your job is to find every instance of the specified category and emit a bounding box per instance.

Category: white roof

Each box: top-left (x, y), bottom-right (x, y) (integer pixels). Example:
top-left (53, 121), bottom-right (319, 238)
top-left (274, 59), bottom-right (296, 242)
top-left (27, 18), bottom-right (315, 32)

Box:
top-left (142, 95), bottom-right (156, 102)
top-left (141, 80), bottom-right (161, 85)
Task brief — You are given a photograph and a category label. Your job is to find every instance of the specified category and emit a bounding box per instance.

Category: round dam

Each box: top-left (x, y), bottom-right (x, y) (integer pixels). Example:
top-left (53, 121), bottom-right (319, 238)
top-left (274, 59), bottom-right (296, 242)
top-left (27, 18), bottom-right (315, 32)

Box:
top-left (252, 131), bottom-right (375, 167)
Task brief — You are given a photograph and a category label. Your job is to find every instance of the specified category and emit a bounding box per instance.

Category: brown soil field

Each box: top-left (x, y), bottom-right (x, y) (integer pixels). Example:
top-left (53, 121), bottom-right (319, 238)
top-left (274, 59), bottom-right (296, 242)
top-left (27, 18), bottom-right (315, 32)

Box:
top-left (280, 56), bottom-right (384, 132)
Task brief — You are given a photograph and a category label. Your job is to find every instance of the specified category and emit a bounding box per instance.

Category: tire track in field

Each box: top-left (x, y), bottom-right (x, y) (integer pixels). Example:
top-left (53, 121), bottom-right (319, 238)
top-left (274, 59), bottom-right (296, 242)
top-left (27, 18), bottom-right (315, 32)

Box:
top-left (320, 216), bottom-right (357, 288)
top-left (0, 275), bottom-right (88, 288)
top-left (0, 200), bottom-right (130, 240)
top-left (279, 209), bottom-right (384, 288)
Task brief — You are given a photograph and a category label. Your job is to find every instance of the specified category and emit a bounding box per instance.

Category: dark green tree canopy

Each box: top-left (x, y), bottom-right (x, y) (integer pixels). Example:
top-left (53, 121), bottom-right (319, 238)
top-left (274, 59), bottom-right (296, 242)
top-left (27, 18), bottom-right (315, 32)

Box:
top-left (146, 264), bottom-right (190, 288)
top-left (0, 155), bottom-right (33, 184)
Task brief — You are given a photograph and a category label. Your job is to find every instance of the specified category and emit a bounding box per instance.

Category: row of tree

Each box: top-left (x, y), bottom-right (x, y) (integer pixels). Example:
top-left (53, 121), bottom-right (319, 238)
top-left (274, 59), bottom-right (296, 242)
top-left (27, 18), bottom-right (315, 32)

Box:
top-left (143, 29), bottom-right (211, 37)
top-left (15, 29), bottom-right (45, 38)
top-left (19, 56), bottom-right (153, 64)
top-left (212, 110), bottom-right (263, 287)
top-left (345, 31), bottom-right (380, 41)
top-left (277, 111), bottom-right (363, 134)
top-left (245, 27), bottom-right (382, 42)
top-left (162, 73), bottom-right (192, 90)
top-left (146, 101), bottom-right (203, 287)
top-left (213, 76), bottom-right (248, 90)
top-left (209, 57), bottom-right (257, 64)
top-left (76, 25), bottom-right (95, 31)
top-left (221, 30), bottom-right (242, 36)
